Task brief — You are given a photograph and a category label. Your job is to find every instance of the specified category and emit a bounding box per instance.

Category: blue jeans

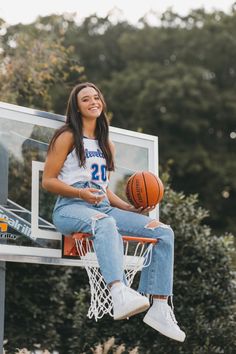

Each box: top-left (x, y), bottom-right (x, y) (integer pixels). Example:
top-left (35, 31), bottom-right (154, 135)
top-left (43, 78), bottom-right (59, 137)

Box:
top-left (53, 182), bottom-right (174, 295)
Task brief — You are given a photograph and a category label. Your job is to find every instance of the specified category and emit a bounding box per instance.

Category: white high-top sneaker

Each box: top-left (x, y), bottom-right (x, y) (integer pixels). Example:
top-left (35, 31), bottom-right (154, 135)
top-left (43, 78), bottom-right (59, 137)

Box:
top-left (143, 299), bottom-right (186, 342)
top-left (111, 283), bottom-right (150, 320)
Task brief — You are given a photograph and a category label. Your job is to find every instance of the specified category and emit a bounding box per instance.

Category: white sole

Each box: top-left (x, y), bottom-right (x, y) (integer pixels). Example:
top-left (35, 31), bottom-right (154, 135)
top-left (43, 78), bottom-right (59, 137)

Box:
top-left (114, 302), bottom-right (150, 320)
top-left (143, 315), bottom-right (186, 342)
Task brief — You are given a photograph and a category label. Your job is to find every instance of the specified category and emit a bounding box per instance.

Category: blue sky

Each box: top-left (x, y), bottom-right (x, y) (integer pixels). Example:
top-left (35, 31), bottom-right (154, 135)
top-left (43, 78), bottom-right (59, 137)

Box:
top-left (0, 0), bottom-right (234, 25)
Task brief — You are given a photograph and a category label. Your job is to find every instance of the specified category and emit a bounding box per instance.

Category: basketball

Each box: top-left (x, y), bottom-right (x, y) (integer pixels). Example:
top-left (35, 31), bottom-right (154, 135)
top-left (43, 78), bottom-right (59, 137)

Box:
top-left (126, 171), bottom-right (164, 209)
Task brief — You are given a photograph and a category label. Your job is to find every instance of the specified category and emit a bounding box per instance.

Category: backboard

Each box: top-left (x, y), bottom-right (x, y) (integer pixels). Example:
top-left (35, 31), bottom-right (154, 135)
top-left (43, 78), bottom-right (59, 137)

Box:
top-left (0, 101), bottom-right (159, 267)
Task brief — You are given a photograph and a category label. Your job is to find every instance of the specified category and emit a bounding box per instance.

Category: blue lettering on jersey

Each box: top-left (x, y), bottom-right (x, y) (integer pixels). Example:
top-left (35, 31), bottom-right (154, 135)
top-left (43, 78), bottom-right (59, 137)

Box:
top-left (85, 148), bottom-right (104, 158)
top-left (91, 163), bottom-right (107, 182)
top-left (91, 163), bottom-right (99, 180)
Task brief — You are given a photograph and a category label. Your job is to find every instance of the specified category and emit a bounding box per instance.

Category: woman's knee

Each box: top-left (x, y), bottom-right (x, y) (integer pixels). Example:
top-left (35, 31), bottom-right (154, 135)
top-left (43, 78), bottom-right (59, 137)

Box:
top-left (144, 220), bottom-right (174, 245)
top-left (94, 214), bottom-right (117, 233)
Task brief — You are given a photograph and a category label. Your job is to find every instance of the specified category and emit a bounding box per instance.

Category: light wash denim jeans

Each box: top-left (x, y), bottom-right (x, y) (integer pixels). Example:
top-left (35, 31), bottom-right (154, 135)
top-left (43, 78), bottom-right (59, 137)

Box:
top-left (53, 181), bottom-right (174, 295)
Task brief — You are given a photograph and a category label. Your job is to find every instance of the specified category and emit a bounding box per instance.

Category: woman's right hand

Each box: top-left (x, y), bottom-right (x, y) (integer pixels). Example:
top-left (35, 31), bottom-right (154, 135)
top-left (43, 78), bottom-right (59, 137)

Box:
top-left (79, 188), bottom-right (106, 205)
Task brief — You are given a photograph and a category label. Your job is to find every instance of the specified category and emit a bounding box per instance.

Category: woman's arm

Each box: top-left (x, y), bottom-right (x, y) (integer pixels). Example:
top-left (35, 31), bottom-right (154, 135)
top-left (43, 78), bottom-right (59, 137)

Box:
top-left (106, 184), bottom-right (156, 213)
top-left (42, 131), bottom-right (81, 198)
top-left (106, 188), bottom-right (132, 210)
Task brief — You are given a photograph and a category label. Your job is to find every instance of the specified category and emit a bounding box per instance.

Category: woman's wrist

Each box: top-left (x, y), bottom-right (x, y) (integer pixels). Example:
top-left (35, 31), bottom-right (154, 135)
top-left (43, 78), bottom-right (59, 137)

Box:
top-left (122, 202), bottom-right (133, 211)
top-left (77, 188), bottom-right (83, 199)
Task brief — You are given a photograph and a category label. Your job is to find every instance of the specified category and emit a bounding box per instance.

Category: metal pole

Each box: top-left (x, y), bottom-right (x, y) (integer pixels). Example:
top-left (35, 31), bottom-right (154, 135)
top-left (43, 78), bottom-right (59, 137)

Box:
top-left (0, 142), bottom-right (9, 206)
top-left (0, 135), bottom-right (9, 354)
top-left (0, 261), bottom-right (6, 354)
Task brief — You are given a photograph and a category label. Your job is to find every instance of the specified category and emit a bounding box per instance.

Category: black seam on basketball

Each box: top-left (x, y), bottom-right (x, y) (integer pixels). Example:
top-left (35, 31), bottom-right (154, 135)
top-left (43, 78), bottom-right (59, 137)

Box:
top-left (127, 178), bottom-right (132, 204)
top-left (126, 178), bottom-right (131, 203)
top-left (131, 175), bottom-right (139, 207)
top-left (155, 175), bottom-right (161, 203)
top-left (142, 172), bottom-right (148, 208)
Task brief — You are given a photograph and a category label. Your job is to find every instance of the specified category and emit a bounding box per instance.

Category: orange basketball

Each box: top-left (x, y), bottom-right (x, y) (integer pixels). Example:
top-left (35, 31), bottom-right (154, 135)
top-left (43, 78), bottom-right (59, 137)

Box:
top-left (126, 171), bottom-right (164, 209)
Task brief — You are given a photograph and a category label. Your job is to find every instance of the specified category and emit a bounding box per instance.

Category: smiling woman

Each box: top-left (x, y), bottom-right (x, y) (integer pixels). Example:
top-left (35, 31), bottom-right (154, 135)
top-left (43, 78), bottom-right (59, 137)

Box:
top-left (43, 82), bottom-right (114, 196)
top-left (41, 81), bottom-right (186, 342)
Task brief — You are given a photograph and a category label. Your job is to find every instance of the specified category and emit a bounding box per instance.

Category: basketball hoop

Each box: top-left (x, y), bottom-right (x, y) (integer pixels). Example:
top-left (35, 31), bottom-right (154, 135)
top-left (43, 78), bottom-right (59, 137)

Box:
top-left (65, 233), bottom-right (157, 321)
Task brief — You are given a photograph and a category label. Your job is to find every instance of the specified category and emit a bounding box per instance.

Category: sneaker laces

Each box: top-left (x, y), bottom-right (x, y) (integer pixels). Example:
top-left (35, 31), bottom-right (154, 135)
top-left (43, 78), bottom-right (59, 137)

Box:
top-left (166, 296), bottom-right (178, 325)
top-left (168, 306), bottom-right (178, 324)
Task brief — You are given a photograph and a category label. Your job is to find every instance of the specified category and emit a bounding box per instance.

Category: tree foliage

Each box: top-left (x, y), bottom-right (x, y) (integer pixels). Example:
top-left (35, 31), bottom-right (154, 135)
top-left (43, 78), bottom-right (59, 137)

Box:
top-left (0, 15), bottom-right (85, 110)
top-left (4, 264), bottom-right (70, 352)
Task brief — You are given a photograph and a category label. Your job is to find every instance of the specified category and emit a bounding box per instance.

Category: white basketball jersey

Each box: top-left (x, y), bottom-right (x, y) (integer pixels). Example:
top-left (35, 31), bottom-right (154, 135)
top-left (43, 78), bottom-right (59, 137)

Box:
top-left (58, 137), bottom-right (109, 190)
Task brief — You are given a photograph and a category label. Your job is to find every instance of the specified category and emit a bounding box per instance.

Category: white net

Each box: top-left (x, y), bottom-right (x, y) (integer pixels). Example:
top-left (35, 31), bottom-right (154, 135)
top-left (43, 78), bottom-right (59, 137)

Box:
top-left (74, 234), bottom-right (157, 321)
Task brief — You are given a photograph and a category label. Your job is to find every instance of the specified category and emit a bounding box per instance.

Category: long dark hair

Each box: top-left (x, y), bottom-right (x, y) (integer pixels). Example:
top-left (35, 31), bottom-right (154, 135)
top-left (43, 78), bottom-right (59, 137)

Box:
top-left (48, 82), bottom-right (114, 171)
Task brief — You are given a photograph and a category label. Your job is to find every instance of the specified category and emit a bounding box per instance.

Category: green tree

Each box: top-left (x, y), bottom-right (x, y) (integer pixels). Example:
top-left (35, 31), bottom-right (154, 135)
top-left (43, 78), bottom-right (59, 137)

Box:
top-left (63, 14), bottom-right (135, 83)
top-left (0, 16), bottom-right (84, 111)
top-left (95, 9), bottom-right (236, 237)
top-left (4, 264), bottom-right (69, 352)
top-left (101, 58), bottom-right (236, 236)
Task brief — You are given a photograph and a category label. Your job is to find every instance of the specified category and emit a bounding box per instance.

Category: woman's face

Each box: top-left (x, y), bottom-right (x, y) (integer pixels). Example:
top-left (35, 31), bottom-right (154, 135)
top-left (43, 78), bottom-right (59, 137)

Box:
top-left (77, 86), bottom-right (103, 120)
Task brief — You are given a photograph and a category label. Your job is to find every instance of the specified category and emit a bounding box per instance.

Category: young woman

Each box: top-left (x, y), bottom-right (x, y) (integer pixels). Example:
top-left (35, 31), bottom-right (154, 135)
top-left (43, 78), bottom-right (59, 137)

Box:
top-left (42, 82), bottom-right (186, 342)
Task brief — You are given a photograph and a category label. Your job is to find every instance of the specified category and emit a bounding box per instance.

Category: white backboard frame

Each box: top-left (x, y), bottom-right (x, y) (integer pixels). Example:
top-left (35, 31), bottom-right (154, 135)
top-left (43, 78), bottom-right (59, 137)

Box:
top-left (0, 101), bottom-right (159, 266)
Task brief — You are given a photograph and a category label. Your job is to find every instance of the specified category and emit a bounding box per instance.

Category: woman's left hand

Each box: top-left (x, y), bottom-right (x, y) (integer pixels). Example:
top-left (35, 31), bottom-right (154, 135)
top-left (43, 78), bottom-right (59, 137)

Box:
top-left (126, 204), bottom-right (156, 214)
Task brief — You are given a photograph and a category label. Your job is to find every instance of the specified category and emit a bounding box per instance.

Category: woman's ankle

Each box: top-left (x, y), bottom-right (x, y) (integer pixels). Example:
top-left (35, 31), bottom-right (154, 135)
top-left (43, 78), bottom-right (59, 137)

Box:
top-left (109, 280), bottom-right (123, 289)
top-left (153, 295), bottom-right (168, 300)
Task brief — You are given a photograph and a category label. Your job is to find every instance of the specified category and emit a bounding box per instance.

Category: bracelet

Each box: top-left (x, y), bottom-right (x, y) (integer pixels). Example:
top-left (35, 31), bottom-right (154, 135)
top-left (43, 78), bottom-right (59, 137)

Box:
top-left (78, 189), bottom-right (82, 199)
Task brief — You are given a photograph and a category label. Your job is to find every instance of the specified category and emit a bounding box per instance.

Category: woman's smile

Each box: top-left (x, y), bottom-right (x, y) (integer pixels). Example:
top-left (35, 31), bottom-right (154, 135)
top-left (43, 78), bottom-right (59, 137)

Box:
top-left (77, 87), bottom-right (103, 118)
